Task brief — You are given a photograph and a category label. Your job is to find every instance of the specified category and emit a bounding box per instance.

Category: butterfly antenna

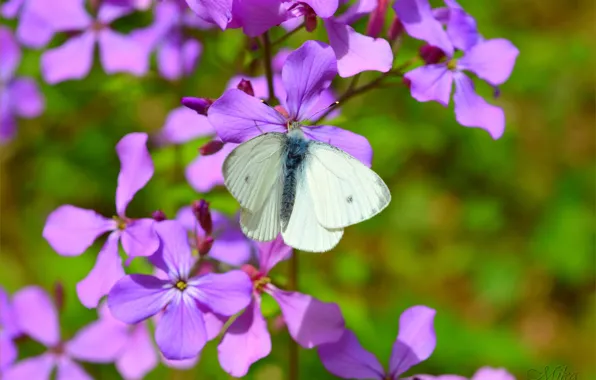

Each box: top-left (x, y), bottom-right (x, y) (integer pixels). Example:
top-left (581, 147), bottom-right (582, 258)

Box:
top-left (303, 101), bottom-right (340, 125)
top-left (253, 120), bottom-right (264, 134)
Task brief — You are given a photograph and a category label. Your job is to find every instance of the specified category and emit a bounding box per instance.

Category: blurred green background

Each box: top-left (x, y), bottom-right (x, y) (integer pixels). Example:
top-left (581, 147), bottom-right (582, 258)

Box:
top-left (1, 0), bottom-right (594, 379)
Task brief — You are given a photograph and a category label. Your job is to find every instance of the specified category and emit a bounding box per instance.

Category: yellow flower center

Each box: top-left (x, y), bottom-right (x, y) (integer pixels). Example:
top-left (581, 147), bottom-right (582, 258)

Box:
top-left (447, 58), bottom-right (458, 71)
top-left (175, 280), bottom-right (188, 291)
top-left (254, 276), bottom-right (271, 293)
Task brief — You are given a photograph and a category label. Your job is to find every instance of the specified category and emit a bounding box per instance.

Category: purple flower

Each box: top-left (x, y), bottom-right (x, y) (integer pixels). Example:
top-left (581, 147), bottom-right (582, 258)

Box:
top-left (43, 133), bottom-right (159, 308)
top-left (133, 1), bottom-right (207, 81)
top-left (0, 287), bottom-right (21, 373)
top-left (411, 367), bottom-right (515, 380)
top-left (108, 220), bottom-right (253, 360)
top-left (394, 0), bottom-right (519, 139)
top-left (3, 286), bottom-right (125, 380)
top-left (176, 205), bottom-right (254, 266)
top-left (0, 27), bottom-right (44, 144)
top-left (41, 2), bottom-right (148, 83)
top-left (218, 236), bottom-right (345, 377)
top-left (317, 305), bottom-right (436, 379)
top-left (208, 40), bottom-right (374, 166)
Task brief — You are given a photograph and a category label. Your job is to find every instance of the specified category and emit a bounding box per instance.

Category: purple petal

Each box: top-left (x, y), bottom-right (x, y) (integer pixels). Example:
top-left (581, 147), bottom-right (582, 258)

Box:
top-left (335, 0), bottom-right (378, 24)
top-left (303, 125), bottom-right (372, 167)
top-left (0, 108), bottom-right (16, 144)
top-left (0, 338), bottom-right (18, 371)
top-left (393, 0), bottom-right (453, 56)
top-left (389, 305), bottom-right (436, 378)
top-left (8, 78), bottom-right (44, 118)
top-left (452, 72), bottom-right (505, 139)
top-left (257, 235), bottom-right (292, 275)
top-left (41, 32), bottom-right (95, 84)
top-left (116, 324), bottom-right (159, 380)
top-left (226, 74), bottom-right (285, 101)
top-left (302, 0), bottom-right (338, 18)
top-left (218, 299), bottom-right (271, 377)
top-left (98, 2), bottom-right (134, 23)
top-left (472, 367), bottom-right (515, 380)
top-left (3, 354), bottom-right (55, 380)
top-left (66, 319), bottom-right (128, 362)
top-left (190, 271), bottom-right (252, 316)
top-left (282, 41), bottom-right (337, 120)
top-left (186, 0), bottom-right (232, 30)
top-left (202, 308), bottom-right (227, 340)
top-left (185, 143), bottom-right (235, 192)
top-left (231, 0), bottom-right (288, 37)
top-left (457, 38), bottom-right (519, 86)
top-left (43, 205), bottom-right (114, 256)
top-left (152, 220), bottom-right (195, 279)
top-left (0, 287), bottom-right (20, 338)
top-left (155, 293), bottom-right (207, 360)
top-left (76, 232), bottom-right (124, 308)
top-left (318, 330), bottom-right (385, 380)
top-left (404, 64), bottom-right (453, 106)
top-left (1, 0), bottom-right (24, 19)
top-left (0, 27), bottom-right (20, 82)
top-left (209, 213), bottom-right (253, 266)
top-left (324, 19), bottom-right (393, 78)
top-left (445, 7), bottom-right (481, 51)
top-left (12, 286), bottom-right (60, 347)
top-left (207, 89), bottom-right (286, 143)
top-left (28, 0), bottom-right (92, 32)
top-left (108, 274), bottom-right (174, 324)
top-left (56, 357), bottom-right (92, 380)
top-left (271, 289), bottom-right (345, 348)
top-left (15, 9), bottom-right (55, 48)
top-left (98, 30), bottom-right (148, 76)
top-left (115, 132), bottom-right (154, 216)
top-left (157, 36), bottom-right (202, 80)
top-left (162, 355), bottom-right (200, 369)
top-left (160, 107), bottom-right (214, 144)
top-left (308, 87), bottom-right (340, 120)
top-left (121, 218), bottom-right (159, 258)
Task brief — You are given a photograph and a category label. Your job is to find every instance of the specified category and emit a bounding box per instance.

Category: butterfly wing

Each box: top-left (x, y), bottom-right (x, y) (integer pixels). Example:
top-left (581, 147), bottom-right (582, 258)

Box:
top-left (305, 141), bottom-right (391, 229)
top-left (281, 167), bottom-right (344, 252)
top-left (223, 133), bottom-right (286, 213)
top-left (239, 173), bottom-right (283, 241)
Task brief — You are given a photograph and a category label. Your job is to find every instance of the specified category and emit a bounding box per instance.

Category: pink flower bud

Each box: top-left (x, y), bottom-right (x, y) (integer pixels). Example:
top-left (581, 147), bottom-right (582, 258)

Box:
top-left (366, 0), bottom-right (389, 38)
top-left (199, 140), bottom-right (224, 156)
top-left (197, 236), bottom-right (214, 256)
top-left (305, 11), bottom-right (318, 32)
top-left (241, 264), bottom-right (261, 280)
top-left (192, 199), bottom-right (212, 235)
top-left (388, 17), bottom-right (404, 42)
top-left (274, 105), bottom-right (290, 119)
top-left (419, 44), bottom-right (446, 64)
top-left (181, 97), bottom-right (213, 116)
top-left (53, 281), bottom-right (65, 312)
top-left (402, 77), bottom-right (412, 89)
top-left (237, 79), bottom-right (255, 96)
top-left (151, 210), bottom-right (167, 221)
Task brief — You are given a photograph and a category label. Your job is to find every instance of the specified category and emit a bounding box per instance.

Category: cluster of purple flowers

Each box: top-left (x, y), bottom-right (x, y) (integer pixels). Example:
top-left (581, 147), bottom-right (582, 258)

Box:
top-left (1, 0), bottom-right (520, 378)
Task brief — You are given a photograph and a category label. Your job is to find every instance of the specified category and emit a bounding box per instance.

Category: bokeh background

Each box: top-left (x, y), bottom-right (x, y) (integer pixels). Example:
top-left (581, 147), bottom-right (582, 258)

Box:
top-left (1, 0), bottom-right (594, 379)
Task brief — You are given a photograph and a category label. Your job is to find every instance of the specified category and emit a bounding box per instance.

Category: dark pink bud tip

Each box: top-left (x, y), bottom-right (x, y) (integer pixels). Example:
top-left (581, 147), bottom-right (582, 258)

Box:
top-left (241, 264), bottom-right (261, 280)
top-left (192, 199), bottom-right (213, 235)
top-left (197, 236), bottom-right (214, 256)
top-left (53, 281), bottom-right (65, 311)
top-left (274, 105), bottom-right (290, 119)
top-left (305, 12), bottom-right (318, 32)
top-left (181, 97), bottom-right (213, 116)
top-left (199, 140), bottom-right (224, 156)
top-left (419, 44), bottom-right (446, 64)
top-left (366, 0), bottom-right (389, 38)
top-left (388, 17), bottom-right (404, 41)
top-left (402, 77), bottom-right (412, 89)
top-left (237, 79), bottom-right (255, 97)
top-left (152, 210), bottom-right (167, 221)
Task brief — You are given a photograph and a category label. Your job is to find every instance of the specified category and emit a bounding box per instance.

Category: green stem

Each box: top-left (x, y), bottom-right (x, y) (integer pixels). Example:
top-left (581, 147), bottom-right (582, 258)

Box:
top-left (272, 23), bottom-right (305, 46)
top-left (262, 32), bottom-right (276, 104)
top-left (288, 252), bottom-right (299, 380)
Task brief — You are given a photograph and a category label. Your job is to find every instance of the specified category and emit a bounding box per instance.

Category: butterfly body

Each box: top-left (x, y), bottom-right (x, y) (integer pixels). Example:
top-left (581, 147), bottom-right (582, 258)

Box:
top-left (281, 128), bottom-right (310, 228)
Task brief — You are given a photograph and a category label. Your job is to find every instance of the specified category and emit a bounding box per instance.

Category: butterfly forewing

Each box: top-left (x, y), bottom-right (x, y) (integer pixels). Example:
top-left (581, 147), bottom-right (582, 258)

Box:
top-left (305, 141), bottom-right (391, 229)
top-left (223, 133), bottom-right (286, 213)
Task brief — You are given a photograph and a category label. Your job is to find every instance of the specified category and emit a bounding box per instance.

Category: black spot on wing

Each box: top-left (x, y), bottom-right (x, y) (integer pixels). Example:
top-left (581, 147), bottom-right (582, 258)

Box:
top-left (346, 195), bottom-right (353, 203)
top-left (244, 175), bottom-right (249, 183)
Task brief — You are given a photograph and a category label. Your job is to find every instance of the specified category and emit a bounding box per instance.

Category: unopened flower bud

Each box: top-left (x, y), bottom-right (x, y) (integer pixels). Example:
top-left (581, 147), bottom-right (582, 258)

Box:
top-left (366, 0), bottom-right (389, 38)
top-left (53, 281), bottom-right (65, 312)
top-left (197, 236), bottom-right (214, 256)
top-left (419, 44), bottom-right (446, 64)
top-left (192, 199), bottom-right (212, 235)
top-left (199, 140), bottom-right (224, 156)
top-left (241, 264), bottom-right (260, 280)
top-left (152, 210), bottom-right (167, 221)
top-left (181, 97), bottom-right (213, 116)
top-left (237, 79), bottom-right (255, 96)
top-left (305, 11), bottom-right (317, 32)
top-left (402, 77), bottom-right (412, 89)
top-left (388, 17), bottom-right (404, 42)
top-left (274, 105), bottom-right (290, 119)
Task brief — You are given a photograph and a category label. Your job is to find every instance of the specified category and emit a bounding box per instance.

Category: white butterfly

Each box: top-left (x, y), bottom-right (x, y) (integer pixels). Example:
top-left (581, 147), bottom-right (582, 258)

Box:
top-left (223, 126), bottom-right (391, 252)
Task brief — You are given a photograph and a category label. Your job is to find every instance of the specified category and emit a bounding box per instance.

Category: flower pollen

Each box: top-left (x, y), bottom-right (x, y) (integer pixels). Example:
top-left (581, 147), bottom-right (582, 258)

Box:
top-left (113, 216), bottom-right (128, 230)
top-left (175, 280), bottom-right (188, 291)
top-left (447, 58), bottom-right (458, 71)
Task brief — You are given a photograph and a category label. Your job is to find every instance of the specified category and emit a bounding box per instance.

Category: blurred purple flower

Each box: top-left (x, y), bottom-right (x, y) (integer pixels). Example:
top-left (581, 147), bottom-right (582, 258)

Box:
top-left (176, 205), bottom-right (254, 266)
top-left (0, 287), bottom-right (21, 373)
top-left (0, 27), bottom-right (44, 144)
top-left (394, 0), bottom-right (519, 139)
top-left (318, 305), bottom-right (436, 379)
top-left (133, 1), bottom-right (210, 81)
top-left (208, 40), bottom-right (374, 166)
top-left (409, 366), bottom-right (515, 380)
top-left (108, 220), bottom-right (253, 360)
top-left (41, 2), bottom-right (148, 83)
top-left (43, 133), bottom-right (159, 308)
top-left (218, 236), bottom-right (345, 377)
top-left (3, 286), bottom-right (125, 380)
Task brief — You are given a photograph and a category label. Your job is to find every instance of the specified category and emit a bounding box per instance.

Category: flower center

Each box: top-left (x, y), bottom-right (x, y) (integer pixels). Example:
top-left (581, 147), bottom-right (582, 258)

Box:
top-left (113, 216), bottom-right (128, 230)
top-left (175, 280), bottom-right (188, 291)
top-left (446, 58), bottom-right (458, 71)
top-left (254, 276), bottom-right (271, 293)
top-left (287, 121), bottom-right (302, 131)
top-left (91, 20), bottom-right (106, 32)
top-left (49, 342), bottom-right (65, 356)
